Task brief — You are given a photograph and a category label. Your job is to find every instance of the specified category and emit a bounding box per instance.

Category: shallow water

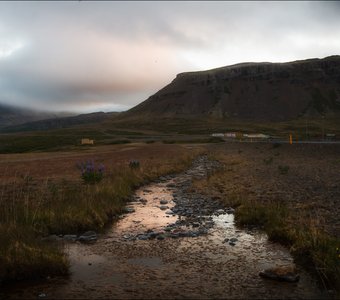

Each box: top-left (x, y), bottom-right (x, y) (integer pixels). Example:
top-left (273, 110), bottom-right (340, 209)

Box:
top-left (1, 157), bottom-right (332, 299)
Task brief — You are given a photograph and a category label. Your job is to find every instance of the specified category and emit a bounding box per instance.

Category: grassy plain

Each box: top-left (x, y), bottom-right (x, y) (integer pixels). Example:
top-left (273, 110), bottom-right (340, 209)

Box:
top-left (194, 142), bottom-right (340, 291)
top-left (1, 130), bottom-right (339, 292)
top-left (0, 143), bottom-right (203, 283)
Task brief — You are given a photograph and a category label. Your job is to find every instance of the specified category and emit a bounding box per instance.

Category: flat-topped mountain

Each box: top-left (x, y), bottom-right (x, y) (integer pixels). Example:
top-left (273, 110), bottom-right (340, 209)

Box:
top-left (127, 56), bottom-right (340, 121)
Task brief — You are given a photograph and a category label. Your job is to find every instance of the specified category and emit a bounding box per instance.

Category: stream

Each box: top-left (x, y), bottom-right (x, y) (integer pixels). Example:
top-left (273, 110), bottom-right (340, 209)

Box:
top-left (1, 156), bottom-right (331, 299)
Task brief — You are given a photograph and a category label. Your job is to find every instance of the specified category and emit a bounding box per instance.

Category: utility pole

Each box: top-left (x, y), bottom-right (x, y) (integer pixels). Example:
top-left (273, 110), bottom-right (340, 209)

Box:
top-left (322, 116), bottom-right (325, 141)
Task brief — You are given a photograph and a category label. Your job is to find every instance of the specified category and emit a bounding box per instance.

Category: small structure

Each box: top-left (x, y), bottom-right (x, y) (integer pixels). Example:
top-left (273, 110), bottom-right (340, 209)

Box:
top-left (211, 133), bottom-right (225, 137)
top-left (225, 132), bottom-right (237, 138)
top-left (81, 138), bottom-right (94, 145)
top-left (243, 133), bottom-right (270, 139)
top-left (325, 133), bottom-right (336, 141)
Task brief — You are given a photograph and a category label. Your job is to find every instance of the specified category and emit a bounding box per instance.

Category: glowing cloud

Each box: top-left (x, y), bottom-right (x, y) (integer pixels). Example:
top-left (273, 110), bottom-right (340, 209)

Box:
top-left (0, 40), bottom-right (23, 59)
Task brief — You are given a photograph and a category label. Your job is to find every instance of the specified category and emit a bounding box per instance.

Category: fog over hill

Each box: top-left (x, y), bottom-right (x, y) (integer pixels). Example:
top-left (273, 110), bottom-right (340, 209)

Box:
top-left (0, 103), bottom-right (64, 128)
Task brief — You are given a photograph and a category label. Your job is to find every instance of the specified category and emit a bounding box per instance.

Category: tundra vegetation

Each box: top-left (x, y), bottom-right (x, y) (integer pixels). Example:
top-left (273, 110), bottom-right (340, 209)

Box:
top-left (195, 143), bottom-right (340, 291)
top-left (0, 143), bottom-right (202, 283)
top-left (0, 141), bottom-right (339, 295)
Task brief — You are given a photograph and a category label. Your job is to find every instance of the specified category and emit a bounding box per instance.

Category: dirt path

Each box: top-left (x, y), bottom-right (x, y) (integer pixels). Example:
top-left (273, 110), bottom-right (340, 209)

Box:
top-left (2, 156), bottom-right (331, 299)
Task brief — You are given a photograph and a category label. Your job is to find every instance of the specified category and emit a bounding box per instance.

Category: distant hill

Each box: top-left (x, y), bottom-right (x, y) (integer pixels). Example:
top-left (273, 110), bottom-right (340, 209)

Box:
top-left (1, 111), bottom-right (118, 133)
top-left (126, 55), bottom-right (340, 121)
top-left (0, 103), bottom-right (60, 128)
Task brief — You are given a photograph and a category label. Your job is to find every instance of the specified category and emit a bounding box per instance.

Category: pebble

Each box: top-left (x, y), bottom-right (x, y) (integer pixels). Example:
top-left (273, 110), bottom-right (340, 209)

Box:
top-left (63, 234), bottom-right (77, 241)
top-left (38, 293), bottom-right (47, 298)
top-left (78, 231), bottom-right (97, 243)
top-left (259, 266), bottom-right (300, 283)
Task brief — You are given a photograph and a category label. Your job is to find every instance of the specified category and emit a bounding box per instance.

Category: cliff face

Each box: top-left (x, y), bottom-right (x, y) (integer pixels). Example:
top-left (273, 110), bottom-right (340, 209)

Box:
top-left (128, 56), bottom-right (340, 121)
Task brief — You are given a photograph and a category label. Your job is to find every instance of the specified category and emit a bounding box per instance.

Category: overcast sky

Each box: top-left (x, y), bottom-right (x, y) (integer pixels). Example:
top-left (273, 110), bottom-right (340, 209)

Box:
top-left (0, 1), bottom-right (340, 113)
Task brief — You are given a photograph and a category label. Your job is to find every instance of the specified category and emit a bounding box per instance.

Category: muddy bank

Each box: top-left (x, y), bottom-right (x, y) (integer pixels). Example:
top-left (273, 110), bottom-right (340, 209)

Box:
top-left (1, 156), bottom-right (331, 299)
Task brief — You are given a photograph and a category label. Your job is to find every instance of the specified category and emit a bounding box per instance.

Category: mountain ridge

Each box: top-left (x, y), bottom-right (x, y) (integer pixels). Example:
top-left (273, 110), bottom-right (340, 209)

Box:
top-left (126, 55), bottom-right (340, 121)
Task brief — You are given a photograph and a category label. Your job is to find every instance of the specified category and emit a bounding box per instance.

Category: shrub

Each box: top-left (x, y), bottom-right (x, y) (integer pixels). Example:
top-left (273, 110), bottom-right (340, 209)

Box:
top-left (129, 160), bottom-right (140, 170)
top-left (77, 160), bottom-right (105, 184)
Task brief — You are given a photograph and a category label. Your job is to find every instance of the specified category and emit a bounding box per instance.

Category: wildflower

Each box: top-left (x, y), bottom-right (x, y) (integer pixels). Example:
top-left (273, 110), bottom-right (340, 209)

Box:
top-left (77, 160), bottom-right (105, 184)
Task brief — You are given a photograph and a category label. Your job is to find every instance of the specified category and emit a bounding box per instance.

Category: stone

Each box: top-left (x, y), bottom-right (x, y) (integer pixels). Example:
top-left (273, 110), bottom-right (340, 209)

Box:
top-left (198, 228), bottom-right (208, 235)
top-left (38, 293), bottom-right (47, 298)
top-left (259, 266), bottom-right (300, 283)
top-left (229, 237), bottom-right (238, 243)
top-left (78, 231), bottom-right (97, 243)
top-left (169, 233), bottom-right (179, 238)
top-left (124, 207), bottom-right (135, 213)
top-left (137, 235), bottom-right (149, 240)
top-left (226, 207), bottom-right (235, 214)
top-left (157, 234), bottom-right (166, 240)
top-left (63, 235), bottom-right (77, 241)
top-left (147, 232), bottom-right (158, 239)
top-left (160, 199), bottom-right (168, 205)
top-left (160, 205), bottom-right (168, 210)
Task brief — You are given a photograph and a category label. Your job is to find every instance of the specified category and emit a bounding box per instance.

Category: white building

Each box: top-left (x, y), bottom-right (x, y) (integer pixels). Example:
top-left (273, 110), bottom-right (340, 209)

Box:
top-left (81, 138), bottom-right (94, 145)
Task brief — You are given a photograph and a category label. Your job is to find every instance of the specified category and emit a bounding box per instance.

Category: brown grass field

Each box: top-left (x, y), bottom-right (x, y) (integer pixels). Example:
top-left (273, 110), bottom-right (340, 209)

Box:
top-left (0, 143), bottom-right (204, 283)
top-left (0, 143), bottom-right (198, 182)
top-left (194, 142), bottom-right (340, 289)
top-left (0, 141), bottom-right (339, 291)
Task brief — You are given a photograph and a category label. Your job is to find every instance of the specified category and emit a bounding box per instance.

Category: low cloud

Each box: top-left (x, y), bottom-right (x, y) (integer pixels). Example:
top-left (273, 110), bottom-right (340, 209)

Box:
top-left (0, 1), bottom-right (339, 113)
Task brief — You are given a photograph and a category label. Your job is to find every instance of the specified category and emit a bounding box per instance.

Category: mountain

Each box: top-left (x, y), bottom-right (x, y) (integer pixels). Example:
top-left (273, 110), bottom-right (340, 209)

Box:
top-left (1, 111), bottom-right (118, 133)
top-left (127, 55), bottom-right (340, 121)
top-left (0, 103), bottom-right (60, 128)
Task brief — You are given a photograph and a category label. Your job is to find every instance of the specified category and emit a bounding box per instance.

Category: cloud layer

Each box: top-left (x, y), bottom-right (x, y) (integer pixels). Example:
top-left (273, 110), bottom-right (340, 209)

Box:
top-left (0, 1), bottom-right (339, 113)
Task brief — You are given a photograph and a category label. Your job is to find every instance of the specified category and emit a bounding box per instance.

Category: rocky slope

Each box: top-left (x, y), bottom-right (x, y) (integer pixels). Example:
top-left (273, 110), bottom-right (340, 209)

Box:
top-left (128, 56), bottom-right (340, 121)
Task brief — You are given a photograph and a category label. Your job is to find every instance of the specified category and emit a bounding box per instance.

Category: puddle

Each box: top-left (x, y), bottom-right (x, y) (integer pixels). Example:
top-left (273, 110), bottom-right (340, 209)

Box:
top-left (127, 257), bottom-right (164, 269)
top-left (1, 156), bottom-right (333, 299)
